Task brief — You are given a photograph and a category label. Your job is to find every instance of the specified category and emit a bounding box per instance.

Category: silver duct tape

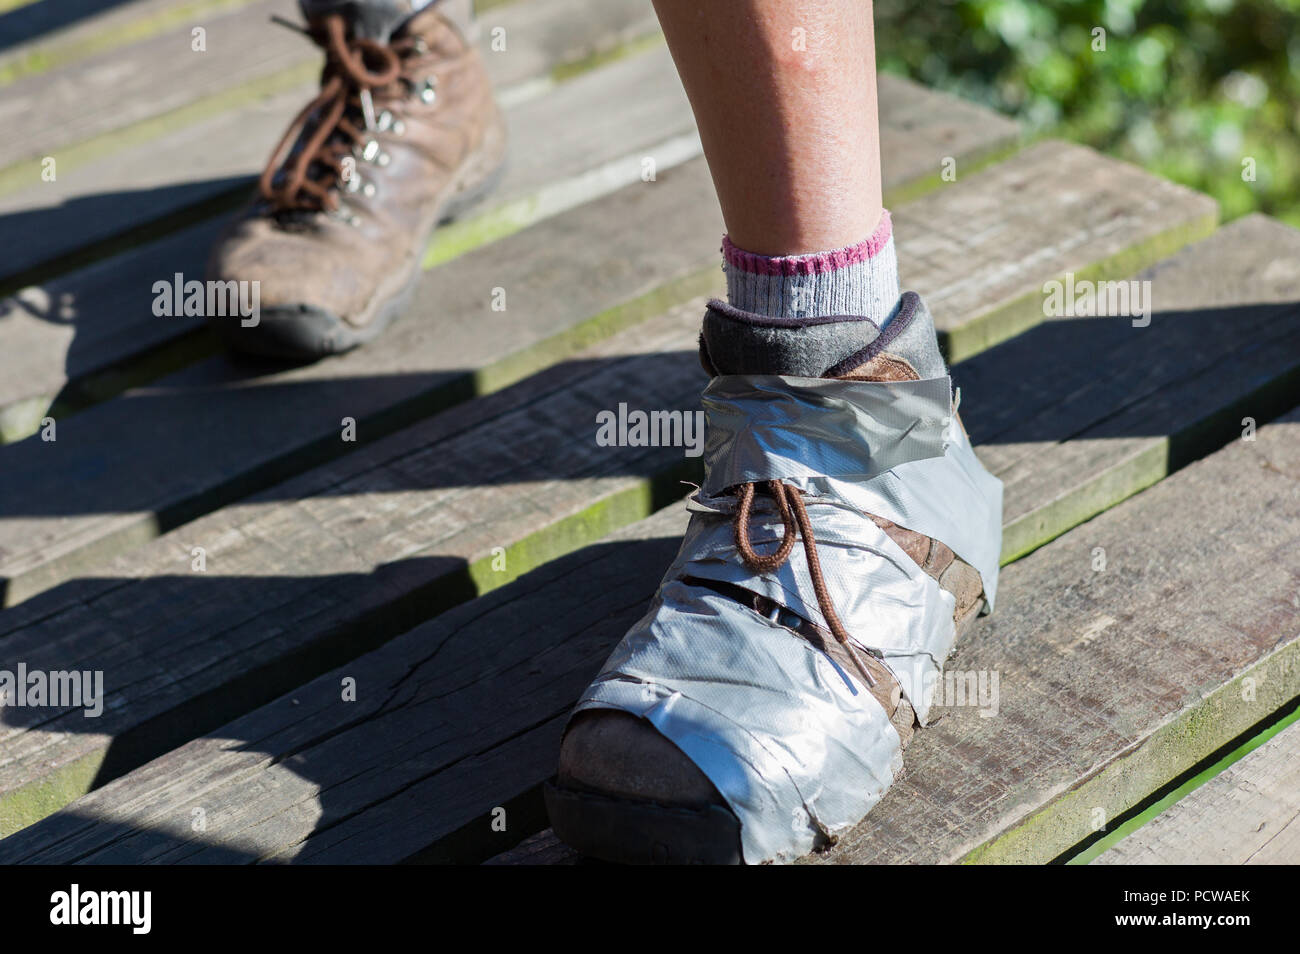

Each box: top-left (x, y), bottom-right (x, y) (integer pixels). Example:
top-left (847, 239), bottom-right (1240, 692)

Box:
top-left (667, 508), bottom-right (958, 725)
top-left (575, 581), bottom-right (903, 865)
top-left (701, 374), bottom-right (955, 494)
top-left (572, 372), bottom-right (1003, 863)
top-left (701, 374), bottom-right (1002, 607)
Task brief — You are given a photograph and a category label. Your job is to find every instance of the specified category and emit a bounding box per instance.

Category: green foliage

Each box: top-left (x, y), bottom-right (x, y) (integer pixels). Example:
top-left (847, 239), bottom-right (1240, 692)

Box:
top-left (875, 0), bottom-right (1300, 226)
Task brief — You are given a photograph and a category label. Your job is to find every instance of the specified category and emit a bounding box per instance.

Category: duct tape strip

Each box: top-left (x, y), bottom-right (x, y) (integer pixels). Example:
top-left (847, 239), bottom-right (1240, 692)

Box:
top-left (699, 374), bottom-right (1001, 605)
top-left (664, 508), bottom-right (960, 724)
top-left (700, 374), bottom-right (956, 492)
top-left (573, 373), bottom-right (1003, 863)
top-left (578, 580), bottom-right (903, 864)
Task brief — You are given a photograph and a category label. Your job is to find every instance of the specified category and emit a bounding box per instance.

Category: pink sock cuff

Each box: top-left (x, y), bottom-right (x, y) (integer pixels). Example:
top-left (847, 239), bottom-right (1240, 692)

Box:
top-left (722, 210), bottom-right (893, 277)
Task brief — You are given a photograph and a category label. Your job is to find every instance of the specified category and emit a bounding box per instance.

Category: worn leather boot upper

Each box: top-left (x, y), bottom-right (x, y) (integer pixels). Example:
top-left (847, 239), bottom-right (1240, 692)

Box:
top-left (207, 3), bottom-right (505, 357)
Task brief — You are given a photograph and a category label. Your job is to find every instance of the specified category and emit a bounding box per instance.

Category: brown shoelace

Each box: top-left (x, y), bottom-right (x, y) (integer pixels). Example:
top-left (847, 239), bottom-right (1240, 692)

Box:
top-left (259, 14), bottom-right (415, 214)
top-left (733, 480), bottom-right (878, 688)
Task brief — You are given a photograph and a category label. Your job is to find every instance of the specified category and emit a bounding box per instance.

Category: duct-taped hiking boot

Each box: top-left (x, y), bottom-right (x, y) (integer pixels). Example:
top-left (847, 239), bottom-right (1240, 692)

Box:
top-left (546, 292), bottom-right (1002, 864)
top-left (207, 0), bottom-right (505, 359)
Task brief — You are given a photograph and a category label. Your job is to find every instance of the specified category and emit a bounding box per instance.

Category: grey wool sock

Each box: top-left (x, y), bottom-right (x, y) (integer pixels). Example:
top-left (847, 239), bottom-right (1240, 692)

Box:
top-left (723, 211), bottom-right (901, 324)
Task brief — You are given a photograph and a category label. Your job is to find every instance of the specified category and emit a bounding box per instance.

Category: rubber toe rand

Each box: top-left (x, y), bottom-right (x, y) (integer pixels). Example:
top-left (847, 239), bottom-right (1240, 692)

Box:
top-left (550, 710), bottom-right (743, 864)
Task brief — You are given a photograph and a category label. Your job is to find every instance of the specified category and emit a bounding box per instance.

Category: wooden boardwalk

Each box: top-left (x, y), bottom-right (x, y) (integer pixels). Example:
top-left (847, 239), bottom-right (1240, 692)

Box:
top-left (0, 0), bottom-right (1297, 865)
top-left (1094, 719), bottom-right (1300, 865)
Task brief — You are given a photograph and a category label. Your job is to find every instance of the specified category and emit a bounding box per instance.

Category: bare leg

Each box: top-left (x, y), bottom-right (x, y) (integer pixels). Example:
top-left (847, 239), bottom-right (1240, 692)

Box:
top-left (650, 0), bottom-right (883, 256)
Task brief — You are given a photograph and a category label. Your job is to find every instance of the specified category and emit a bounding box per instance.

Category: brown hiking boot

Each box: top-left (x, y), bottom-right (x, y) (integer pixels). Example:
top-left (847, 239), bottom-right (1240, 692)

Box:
top-left (547, 293), bottom-right (1003, 864)
top-left (207, 1), bottom-right (506, 359)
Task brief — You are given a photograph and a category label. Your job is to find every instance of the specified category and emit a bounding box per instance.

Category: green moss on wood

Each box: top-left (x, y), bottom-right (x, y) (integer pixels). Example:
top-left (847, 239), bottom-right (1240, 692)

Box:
top-left (941, 208), bottom-right (1220, 365)
top-left (960, 640), bottom-right (1300, 865)
top-left (0, 748), bottom-right (106, 839)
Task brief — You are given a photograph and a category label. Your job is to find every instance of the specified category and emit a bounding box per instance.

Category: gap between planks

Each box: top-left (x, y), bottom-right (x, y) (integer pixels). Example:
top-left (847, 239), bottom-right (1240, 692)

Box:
top-left (1086, 706), bottom-right (1300, 864)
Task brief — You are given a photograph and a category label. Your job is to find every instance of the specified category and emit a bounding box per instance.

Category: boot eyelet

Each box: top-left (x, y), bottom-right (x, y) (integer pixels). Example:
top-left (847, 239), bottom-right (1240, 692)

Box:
top-left (361, 140), bottom-right (380, 162)
top-left (362, 182), bottom-right (377, 197)
top-left (345, 175), bottom-right (362, 194)
top-left (419, 76), bottom-right (437, 104)
top-left (376, 110), bottom-right (393, 132)
top-left (376, 152), bottom-right (391, 167)
top-left (392, 119), bottom-right (406, 135)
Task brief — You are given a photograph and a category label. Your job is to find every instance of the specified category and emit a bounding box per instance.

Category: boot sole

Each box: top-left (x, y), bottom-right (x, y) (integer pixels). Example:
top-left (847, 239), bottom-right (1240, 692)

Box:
top-left (547, 603), bottom-right (985, 865)
top-left (543, 782), bottom-right (744, 865)
top-left (216, 117), bottom-right (509, 362)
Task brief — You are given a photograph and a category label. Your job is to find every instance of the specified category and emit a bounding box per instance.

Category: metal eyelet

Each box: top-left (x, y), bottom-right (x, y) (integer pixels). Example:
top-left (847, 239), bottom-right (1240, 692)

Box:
top-left (392, 119), bottom-right (406, 136)
top-left (361, 140), bottom-right (380, 162)
top-left (362, 182), bottom-right (377, 198)
top-left (419, 76), bottom-right (437, 104)
top-left (376, 110), bottom-right (393, 132)
top-left (345, 175), bottom-right (362, 194)
top-left (376, 152), bottom-right (391, 167)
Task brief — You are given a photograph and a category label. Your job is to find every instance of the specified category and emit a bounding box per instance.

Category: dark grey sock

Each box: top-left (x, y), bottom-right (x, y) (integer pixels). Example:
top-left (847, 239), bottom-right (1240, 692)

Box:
top-left (700, 293), bottom-right (947, 379)
top-left (298, 0), bottom-right (471, 40)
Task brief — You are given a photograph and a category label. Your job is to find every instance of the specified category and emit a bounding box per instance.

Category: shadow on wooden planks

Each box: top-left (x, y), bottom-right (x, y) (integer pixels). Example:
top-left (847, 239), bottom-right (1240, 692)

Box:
top-left (0, 176), bottom-right (251, 300)
top-left (1, 301), bottom-right (1298, 523)
top-left (0, 528), bottom-right (685, 864)
top-left (3, 291), bottom-right (1300, 861)
top-left (0, 0), bottom-right (139, 53)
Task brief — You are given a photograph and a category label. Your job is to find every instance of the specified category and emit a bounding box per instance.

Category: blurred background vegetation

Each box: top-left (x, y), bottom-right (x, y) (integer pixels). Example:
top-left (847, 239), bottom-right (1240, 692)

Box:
top-left (874, 0), bottom-right (1300, 226)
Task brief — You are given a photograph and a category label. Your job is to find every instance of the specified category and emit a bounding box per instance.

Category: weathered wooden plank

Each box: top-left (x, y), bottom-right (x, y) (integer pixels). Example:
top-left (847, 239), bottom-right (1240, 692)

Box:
top-left (0, 503), bottom-right (690, 861)
top-left (0, 297), bottom-right (707, 839)
top-left (0, 0), bottom-right (263, 86)
top-left (1094, 719), bottom-right (1300, 865)
top-left (0, 142), bottom-right (1212, 610)
top-left (4, 214), bottom-right (1297, 860)
top-left (0, 155), bottom-right (721, 612)
top-left (0, 41), bottom-right (701, 442)
top-left (965, 214), bottom-right (1300, 560)
top-left (0, 0), bottom-right (305, 167)
top-left (0, 0), bottom-right (202, 60)
top-left (0, 68), bottom-right (1017, 444)
top-left (482, 830), bottom-right (581, 866)
top-left (0, 0), bottom-right (665, 287)
top-left (0, 217), bottom-right (226, 443)
top-left (903, 145), bottom-right (1218, 362)
top-left (0, 104), bottom-right (1024, 595)
top-left (0, 0), bottom-right (657, 169)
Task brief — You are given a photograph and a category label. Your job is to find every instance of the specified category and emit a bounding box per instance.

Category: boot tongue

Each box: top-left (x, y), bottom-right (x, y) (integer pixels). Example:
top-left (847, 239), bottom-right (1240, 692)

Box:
top-left (298, 0), bottom-right (431, 41)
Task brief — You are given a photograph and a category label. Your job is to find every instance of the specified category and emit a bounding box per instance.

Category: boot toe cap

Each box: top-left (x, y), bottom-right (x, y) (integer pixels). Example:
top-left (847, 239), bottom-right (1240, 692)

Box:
top-left (556, 709), bottom-right (722, 808)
